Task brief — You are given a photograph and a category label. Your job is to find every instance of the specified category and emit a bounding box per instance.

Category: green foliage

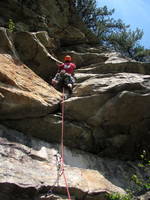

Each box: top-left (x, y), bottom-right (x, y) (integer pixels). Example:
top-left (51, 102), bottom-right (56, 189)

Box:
top-left (75, 0), bottom-right (150, 61)
top-left (133, 47), bottom-right (150, 62)
top-left (144, 183), bottom-right (150, 190)
top-left (75, 0), bottom-right (98, 27)
top-left (131, 174), bottom-right (142, 186)
top-left (106, 28), bottom-right (144, 58)
top-left (8, 19), bottom-right (15, 33)
top-left (107, 150), bottom-right (150, 200)
top-left (131, 150), bottom-right (150, 194)
top-left (106, 192), bottom-right (133, 200)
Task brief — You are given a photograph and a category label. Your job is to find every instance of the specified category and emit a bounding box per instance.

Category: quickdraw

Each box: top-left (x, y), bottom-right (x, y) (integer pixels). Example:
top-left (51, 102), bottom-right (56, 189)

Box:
top-left (45, 153), bottom-right (63, 197)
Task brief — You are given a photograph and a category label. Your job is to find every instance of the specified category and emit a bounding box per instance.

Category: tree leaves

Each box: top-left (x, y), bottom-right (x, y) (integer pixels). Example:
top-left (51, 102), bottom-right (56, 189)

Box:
top-left (75, 0), bottom-right (149, 61)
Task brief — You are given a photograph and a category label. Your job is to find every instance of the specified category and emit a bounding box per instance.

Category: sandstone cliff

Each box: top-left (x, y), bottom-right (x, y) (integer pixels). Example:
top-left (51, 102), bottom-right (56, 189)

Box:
top-left (0, 1), bottom-right (150, 200)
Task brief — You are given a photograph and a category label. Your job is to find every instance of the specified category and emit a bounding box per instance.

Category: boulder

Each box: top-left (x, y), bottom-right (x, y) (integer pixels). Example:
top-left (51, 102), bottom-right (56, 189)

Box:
top-left (59, 26), bottom-right (87, 46)
top-left (0, 54), bottom-right (62, 119)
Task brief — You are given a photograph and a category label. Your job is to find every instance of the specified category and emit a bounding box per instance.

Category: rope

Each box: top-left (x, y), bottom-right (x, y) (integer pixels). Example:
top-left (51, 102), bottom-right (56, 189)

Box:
top-left (45, 88), bottom-right (71, 199)
top-left (60, 87), bottom-right (72, 200)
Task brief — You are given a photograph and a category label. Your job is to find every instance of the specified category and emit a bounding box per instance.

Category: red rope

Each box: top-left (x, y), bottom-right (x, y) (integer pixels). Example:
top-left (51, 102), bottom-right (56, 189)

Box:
top-left (61, 88), bottom-right (71, 200)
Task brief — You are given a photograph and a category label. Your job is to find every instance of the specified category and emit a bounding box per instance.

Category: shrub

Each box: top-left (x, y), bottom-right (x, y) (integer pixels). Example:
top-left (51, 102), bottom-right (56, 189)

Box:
top-left (8, 19), bottom-right (15, 32)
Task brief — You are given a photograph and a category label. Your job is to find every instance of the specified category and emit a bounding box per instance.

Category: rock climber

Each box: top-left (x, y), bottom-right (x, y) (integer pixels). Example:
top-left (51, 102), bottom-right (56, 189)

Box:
top-left (51, 55), bottom-right (76, 91)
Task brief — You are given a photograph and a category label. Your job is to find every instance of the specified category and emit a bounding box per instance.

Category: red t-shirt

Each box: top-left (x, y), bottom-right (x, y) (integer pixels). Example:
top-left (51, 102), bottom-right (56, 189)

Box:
top-left (59, 62), bottom-right (76, 75)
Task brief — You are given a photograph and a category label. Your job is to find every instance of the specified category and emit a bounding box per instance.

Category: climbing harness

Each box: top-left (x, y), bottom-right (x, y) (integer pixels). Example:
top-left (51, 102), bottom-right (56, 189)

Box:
top-left (45, 88), bottom-right (71, 200)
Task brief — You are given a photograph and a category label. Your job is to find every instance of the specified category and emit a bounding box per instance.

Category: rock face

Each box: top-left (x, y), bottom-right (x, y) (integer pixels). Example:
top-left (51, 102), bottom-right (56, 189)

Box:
top-left (3, 71), bottom-right (150, 160)
top-left (0, 0), bottom-right (98, 46)
top-left (0, 27), bottom-right (18, 58)
top-left (0, 28), bottom-right (150, 160)
top-left (0, 125), bottom-right (125, 200)
top-left (0, 27), bottom-right (63, 81)
top-left (0, 1), bottom-right (150, 199)
top-left (13, 31), bottom-right (60, 80)
top-left (0, 53), bottom-right (62, 119)
top-left (65, 72), bottom-right (150, 159)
